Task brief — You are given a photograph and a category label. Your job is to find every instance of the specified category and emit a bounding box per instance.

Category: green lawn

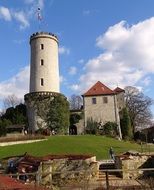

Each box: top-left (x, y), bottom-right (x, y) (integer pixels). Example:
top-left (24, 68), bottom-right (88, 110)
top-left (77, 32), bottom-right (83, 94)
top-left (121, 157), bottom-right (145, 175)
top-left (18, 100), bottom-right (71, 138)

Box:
top-left (0, 135), bottom-right (153, 160)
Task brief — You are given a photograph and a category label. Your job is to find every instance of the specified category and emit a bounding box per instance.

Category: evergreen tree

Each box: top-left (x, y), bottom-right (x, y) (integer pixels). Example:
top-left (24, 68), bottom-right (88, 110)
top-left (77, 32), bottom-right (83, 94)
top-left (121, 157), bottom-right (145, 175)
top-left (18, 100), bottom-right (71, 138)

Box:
top-left (46, 95), bottom-right (70, 134)
top-left (0, 119), bottom-right (11, 136)
top-left (120, 107), bottom-right (133, 139)
top-left (2, 104), bottom-right (27, 125)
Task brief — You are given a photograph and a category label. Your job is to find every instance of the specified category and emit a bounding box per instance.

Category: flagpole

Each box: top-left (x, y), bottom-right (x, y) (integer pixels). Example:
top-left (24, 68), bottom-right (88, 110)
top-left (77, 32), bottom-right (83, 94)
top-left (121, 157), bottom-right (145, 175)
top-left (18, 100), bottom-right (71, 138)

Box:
top-left (37, 8), bottom-right (42, 31)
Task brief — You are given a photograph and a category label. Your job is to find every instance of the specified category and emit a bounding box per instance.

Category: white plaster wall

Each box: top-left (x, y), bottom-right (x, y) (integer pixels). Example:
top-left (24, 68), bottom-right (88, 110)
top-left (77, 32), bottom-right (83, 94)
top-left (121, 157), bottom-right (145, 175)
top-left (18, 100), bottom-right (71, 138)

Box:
top-left (116, 92), bottom-right (125, 111)
top-left (84, 95), bottom-right (119, 125)
top-left (30, 33), bottom-right (60, 93)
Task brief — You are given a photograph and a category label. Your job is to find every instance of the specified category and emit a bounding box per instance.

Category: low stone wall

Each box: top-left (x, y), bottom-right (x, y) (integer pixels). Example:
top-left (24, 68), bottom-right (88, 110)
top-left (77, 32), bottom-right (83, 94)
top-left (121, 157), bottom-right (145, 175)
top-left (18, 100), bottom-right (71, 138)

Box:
top-left (115, 154), bottom-right (154, 179)
top-left (38, 156), bottom-right (99, 187)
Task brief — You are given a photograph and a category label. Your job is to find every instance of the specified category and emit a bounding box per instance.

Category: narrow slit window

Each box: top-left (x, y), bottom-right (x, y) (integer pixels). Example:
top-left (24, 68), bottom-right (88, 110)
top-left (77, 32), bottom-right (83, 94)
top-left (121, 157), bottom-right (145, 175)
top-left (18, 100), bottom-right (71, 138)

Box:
top-left (40, 78), bottom-right (44, 86)
top-left (40, 44), bottom-right (44, 50)
top-left (40, 59), bottom-right (44, 66)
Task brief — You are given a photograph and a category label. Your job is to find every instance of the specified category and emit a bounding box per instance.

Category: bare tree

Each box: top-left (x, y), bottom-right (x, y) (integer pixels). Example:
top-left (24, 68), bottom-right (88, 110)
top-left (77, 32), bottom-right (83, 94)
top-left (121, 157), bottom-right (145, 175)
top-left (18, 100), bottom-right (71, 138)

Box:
top-left (3, 94), bottom-right (22, 109)
top-left (69, 94), bottom-right (83, 110)
top-left (124, 86), bottom-right (153, 134)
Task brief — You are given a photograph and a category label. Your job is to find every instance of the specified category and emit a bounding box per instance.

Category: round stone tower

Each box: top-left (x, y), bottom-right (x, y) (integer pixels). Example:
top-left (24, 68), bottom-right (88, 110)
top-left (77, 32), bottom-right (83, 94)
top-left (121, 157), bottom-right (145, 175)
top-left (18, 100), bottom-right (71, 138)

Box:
top-left (24, 32), bottom-right (61, 133)
top-left (30, 32), bottom-right (60, 93)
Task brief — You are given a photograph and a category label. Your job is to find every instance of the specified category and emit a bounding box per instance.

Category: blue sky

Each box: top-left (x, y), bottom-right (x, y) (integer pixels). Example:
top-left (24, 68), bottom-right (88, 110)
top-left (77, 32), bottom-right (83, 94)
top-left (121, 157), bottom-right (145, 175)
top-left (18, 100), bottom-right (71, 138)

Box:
top-left (0, 0), bottom-right (154, 114)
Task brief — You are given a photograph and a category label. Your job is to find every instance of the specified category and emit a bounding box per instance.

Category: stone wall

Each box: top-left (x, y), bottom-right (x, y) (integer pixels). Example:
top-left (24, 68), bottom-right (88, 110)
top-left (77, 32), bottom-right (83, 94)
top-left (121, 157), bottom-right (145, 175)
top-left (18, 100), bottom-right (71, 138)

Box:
top-left (24, 92), bottom-right (60, 132)
top-left (116, 91), bottom-right (125, 112)
top-left (84, 94), bottom-right (120, 126)
top-left (75, 118), bottom-right (84, 134)
top-left (38, 156), bottom-right (99, 188)
top-left (115, 154), bottom-right (154, 179)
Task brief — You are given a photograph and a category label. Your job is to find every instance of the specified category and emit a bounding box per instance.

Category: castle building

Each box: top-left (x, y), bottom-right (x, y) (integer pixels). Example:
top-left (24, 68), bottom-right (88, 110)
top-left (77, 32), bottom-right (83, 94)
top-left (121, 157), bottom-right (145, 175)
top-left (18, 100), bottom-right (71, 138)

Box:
top-left (114, 87), bottom-right (125, 112)
top-left (82, 81), bottom-right (125, 138)
top-left (24, 32), bottom-right (61, 133)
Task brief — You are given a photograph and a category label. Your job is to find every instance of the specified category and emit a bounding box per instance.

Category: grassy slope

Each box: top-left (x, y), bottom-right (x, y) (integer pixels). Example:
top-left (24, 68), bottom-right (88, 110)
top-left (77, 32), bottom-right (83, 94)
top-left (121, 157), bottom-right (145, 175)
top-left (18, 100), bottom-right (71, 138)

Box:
top-left (0, 135), bottom-right (153, 160)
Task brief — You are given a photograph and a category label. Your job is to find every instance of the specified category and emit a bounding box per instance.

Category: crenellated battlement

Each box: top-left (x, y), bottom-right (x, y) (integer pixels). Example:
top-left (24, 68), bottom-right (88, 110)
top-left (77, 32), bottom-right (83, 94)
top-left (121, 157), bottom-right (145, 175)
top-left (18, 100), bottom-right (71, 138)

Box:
top-left (30, 31), bottom-right (58, 43)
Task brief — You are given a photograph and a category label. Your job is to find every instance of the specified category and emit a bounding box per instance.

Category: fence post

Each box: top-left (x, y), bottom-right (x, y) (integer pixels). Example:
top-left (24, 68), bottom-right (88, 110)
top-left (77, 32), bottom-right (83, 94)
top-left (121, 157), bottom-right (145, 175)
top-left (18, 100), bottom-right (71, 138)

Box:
top-left (36, 162), bottom-right (42, 185)
top-left (105, 171), bottom-right (109, 190)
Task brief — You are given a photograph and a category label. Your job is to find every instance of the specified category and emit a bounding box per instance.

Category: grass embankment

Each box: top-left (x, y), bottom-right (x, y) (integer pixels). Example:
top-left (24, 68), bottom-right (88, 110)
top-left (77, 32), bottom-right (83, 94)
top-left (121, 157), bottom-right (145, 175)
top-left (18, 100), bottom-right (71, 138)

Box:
top-left (0, 135), bottom-right (153, 160)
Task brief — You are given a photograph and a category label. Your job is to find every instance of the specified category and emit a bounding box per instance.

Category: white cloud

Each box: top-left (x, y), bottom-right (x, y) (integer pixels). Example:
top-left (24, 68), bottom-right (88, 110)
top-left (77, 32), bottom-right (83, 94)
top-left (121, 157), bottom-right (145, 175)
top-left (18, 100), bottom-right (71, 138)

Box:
top-left (59, 46), bottom-right (70, 55)
top-left (0, 6), bottom-right (11, 21)
top-left (0, 1), bottom-right (45, 30)
top-left (0, 66), bottom-right (30, 101)
top-left (141, 77), bottom-right (152, 86)
top-left (0, 6), bottom-right (30, 29)
top-left (13, 11), bottom-right (30, 29)
top-left (24, 0), bottom-right (44, 8)
top-left (69, 66), bottom-right (77, 75)
top-left (70, 84), bottom-right (80, 91)
top-left (60, 75), bottom-right (66, 83)
top-left (74, 17), bottom-right (154, 93)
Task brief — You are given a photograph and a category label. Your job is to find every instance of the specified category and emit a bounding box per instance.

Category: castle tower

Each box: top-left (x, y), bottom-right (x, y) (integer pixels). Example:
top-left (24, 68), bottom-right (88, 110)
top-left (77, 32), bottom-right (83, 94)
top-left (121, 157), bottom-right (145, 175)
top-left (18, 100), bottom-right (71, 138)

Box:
top-left (30, 32), bottom-right (60, 93)
top-left (24, 32), bottom-right (60, 133)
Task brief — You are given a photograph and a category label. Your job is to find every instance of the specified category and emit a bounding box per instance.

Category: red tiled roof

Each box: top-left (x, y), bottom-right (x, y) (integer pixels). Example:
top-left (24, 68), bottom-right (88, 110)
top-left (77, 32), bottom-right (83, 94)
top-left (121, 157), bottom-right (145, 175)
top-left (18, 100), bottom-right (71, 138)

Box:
top-left (114, 87), bottom-right (125, 93)
top-left (83, 81), bottom-right (115, 96)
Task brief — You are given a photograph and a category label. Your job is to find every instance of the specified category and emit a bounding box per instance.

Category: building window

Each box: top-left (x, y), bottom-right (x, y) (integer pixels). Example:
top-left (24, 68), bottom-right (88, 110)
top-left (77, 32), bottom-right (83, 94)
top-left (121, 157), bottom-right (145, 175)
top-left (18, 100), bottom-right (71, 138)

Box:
top-left (40, 78), bottom-right (44, 86)
top-left (92, 97), bottom-right (97, 104)
top-left (40, 59), bottom-right (44, 66)
top-left (40, 44), bottom-right (44, 50)
top-left (103, 97), bottom-right (108, 104)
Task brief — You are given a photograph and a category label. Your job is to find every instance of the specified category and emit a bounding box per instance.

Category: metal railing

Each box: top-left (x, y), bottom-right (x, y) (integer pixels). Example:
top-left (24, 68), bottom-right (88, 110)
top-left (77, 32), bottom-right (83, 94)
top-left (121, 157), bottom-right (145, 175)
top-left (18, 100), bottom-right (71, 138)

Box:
top-left (1, 168), bottom-right (154, 190)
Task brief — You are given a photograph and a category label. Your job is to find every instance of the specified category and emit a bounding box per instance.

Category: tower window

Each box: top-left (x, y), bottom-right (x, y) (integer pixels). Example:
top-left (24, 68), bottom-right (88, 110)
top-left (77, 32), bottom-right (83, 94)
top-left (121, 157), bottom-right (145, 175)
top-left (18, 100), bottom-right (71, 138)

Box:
top-left (40, 59), bottom-right (44, 66)
top-left (40, 78), bottom-right (44, 86)
top-left (103, 97), bottom-right (108, 104)
top-left (40, 44), bottom-right (44, 50)
top-left (92, 97), bottom-right (97, 104)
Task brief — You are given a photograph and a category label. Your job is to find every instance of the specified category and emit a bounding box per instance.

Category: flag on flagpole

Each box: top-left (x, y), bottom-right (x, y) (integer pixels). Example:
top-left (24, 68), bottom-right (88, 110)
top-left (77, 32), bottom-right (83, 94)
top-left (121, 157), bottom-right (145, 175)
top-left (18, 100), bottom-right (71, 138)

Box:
top-left (37, 7), bottom-right (42, 21)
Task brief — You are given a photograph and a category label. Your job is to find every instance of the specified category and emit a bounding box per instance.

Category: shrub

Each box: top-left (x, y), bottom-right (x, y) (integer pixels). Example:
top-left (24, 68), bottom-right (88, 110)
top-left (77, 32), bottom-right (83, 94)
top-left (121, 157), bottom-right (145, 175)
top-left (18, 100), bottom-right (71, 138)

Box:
top-left (0, 119), bottom-right (11, 137)
top-left (103, 122), bottom-right (118, 137)
top-left (46, 94), bottom-right (70, 134)
top-left (85, 118), bottom-right (98, 134)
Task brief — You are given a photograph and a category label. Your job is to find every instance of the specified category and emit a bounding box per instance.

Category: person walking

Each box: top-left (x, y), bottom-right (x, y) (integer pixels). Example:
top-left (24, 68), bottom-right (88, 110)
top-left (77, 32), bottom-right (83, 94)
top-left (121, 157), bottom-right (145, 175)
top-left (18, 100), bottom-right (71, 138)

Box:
top-left (109, 147), bottom-right (115, 161)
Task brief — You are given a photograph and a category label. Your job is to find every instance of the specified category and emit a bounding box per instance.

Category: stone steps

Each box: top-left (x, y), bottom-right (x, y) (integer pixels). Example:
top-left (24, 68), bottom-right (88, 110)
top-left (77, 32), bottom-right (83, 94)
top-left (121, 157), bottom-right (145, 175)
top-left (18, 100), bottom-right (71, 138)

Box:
top-left (97, 170), bottom-right (121, 181)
